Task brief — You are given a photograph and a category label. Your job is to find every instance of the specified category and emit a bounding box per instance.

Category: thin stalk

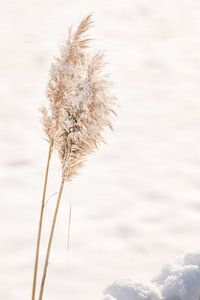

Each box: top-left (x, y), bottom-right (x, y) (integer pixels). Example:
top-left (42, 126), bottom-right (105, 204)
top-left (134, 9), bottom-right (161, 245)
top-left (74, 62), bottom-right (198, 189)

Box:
top-left (38, 179), bottom-right (65, 300)
top-left (66, 203), bottom-right (72, 269)
top-left (32, 144), bottom-right (52, 300)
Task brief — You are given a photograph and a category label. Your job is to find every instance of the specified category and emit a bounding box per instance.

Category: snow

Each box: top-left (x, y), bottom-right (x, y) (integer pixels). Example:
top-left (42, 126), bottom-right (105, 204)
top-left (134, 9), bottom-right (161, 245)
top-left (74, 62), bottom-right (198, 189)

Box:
top-left (1, 0), bottom-right (200, 299)
top-left (154, 252), bottom-right (200, 300)
top-left (103, 252), bottom-right (200, 300)
top-left (103, 280), bottom-right (160, 300)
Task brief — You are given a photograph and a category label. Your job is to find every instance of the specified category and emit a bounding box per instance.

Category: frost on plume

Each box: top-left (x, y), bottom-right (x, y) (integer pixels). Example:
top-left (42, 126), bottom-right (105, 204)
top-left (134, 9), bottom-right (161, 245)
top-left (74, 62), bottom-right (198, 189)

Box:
top-left (41, 15), bottom-right (115, 180)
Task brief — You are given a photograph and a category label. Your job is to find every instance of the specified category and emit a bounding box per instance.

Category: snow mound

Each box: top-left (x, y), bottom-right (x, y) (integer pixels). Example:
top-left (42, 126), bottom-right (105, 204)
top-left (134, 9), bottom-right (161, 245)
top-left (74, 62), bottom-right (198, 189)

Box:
top-left (154, 252), bottom-right (200, 300)
top-left (103, 279), bottom-right (160, 300)
top-left (103, 252), bottom-right (200, 300)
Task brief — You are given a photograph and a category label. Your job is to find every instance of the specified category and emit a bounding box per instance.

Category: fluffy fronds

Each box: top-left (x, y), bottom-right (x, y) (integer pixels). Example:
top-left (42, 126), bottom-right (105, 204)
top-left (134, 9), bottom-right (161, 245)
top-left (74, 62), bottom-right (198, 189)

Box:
top-left (41, 15), bottom-right (115, 181)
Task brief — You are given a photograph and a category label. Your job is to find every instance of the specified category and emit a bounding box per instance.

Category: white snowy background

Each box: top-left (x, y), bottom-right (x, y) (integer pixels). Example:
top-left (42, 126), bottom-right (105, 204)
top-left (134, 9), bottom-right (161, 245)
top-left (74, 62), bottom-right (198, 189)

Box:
top-left (1, 0), bottom-right (200, 299)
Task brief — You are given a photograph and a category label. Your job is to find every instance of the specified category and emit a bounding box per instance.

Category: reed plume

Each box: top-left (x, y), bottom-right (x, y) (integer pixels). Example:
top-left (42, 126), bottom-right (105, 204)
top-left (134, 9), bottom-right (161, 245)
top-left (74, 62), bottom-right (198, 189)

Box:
top-left (42, 14), bottom-right (115, 181)
top-left (33, 14), bottom-right (115, 300)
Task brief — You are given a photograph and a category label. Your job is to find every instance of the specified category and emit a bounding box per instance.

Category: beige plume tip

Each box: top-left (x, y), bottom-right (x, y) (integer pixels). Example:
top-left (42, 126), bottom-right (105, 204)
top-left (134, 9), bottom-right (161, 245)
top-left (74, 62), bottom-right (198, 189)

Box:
top-left (41, 14), bottom-right (116, 181)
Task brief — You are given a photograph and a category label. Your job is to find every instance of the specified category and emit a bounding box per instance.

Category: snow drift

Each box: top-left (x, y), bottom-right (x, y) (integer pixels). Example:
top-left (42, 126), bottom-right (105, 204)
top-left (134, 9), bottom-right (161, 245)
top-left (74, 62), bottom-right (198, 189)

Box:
top-left (102, 252), bottom-right (200, 300)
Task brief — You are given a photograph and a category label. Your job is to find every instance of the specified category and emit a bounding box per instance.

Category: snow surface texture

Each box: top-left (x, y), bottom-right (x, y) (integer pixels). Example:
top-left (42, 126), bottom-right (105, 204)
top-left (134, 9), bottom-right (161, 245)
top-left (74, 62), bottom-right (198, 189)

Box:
top-left (2, 0), bottom-right (200, 299)
top-left (103, 280), bottom-right (160, 300)
top-left (103, 252), bottom-right (200, 300)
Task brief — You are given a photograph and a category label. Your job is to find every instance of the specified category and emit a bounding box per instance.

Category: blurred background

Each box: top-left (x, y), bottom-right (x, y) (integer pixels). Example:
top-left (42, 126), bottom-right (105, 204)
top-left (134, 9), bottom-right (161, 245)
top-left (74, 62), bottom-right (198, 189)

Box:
top-left (1, 0), bottom-right (200, 299)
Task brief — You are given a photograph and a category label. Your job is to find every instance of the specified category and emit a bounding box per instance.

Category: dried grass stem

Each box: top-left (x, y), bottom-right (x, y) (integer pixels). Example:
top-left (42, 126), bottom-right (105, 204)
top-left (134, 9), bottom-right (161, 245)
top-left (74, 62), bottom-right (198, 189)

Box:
top-left (32, 144), bottom-right (52, 300)
top-left (38, 179), bottom-right (65, 300)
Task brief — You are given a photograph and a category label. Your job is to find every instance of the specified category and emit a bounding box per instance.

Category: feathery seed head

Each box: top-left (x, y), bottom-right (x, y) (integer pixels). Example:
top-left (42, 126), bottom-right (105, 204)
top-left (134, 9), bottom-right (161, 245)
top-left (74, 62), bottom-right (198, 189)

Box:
top-left (41, 15), bottom-right (116, 181)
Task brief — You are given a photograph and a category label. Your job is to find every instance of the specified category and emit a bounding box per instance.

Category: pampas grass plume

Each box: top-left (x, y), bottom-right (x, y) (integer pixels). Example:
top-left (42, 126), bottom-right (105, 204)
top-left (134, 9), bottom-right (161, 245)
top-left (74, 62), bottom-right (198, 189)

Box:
top-left (41, 14), bottom-right (115, 180)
